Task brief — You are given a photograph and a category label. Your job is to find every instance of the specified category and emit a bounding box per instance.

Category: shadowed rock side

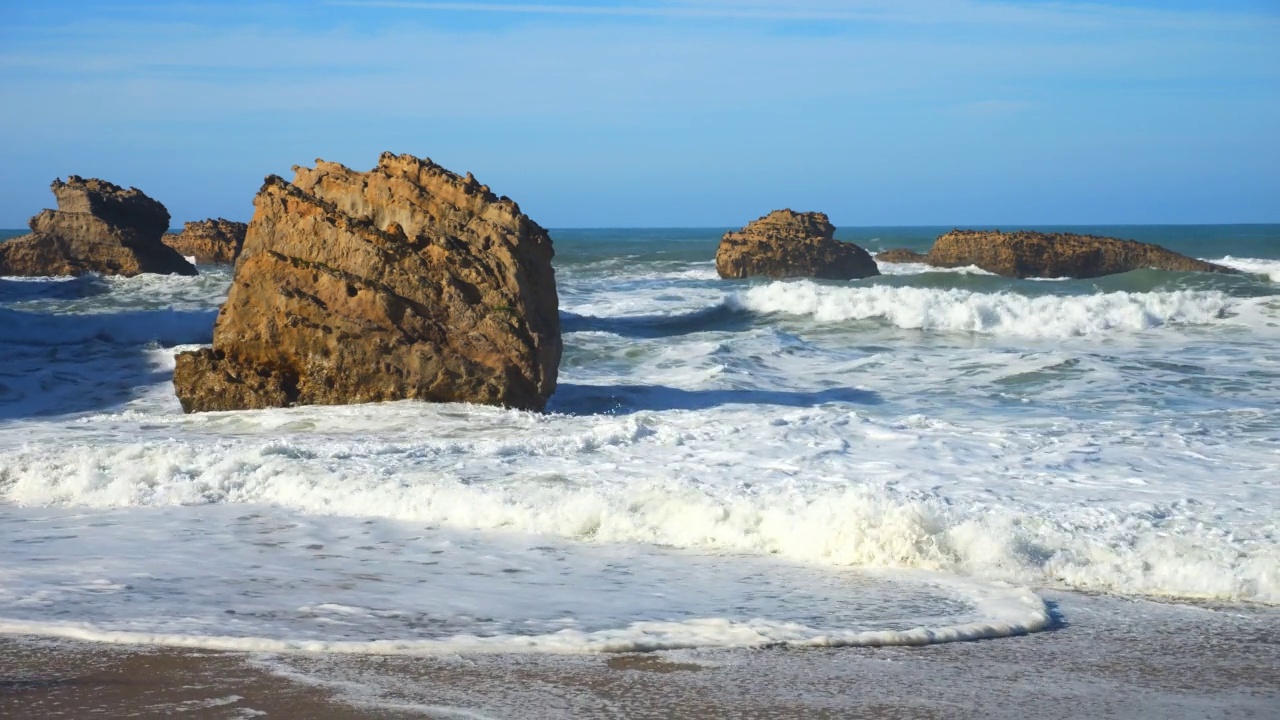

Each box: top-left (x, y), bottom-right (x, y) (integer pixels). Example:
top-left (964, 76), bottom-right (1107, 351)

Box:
top-left (875, 248), bottom-right (930, 264)
top-left (928, 230), bottom-right (1237, 279)
top-left (0, 177), bottom-right (196, 277)
top-left (162, 219), bottom-right (248, 264)
top-left (715, 210), bottom-right (879, 280)
top-left (172, 152), bottom-right (561, 413)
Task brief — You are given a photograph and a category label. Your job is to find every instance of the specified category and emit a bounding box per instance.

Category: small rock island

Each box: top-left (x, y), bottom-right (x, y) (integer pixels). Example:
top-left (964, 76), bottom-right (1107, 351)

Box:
top-left (716, 209), bottom-right (879, 280)
top-left (0, 176), bottom-right (196, 277)
top-left (163, 219), bottom-right (248, 265)
top-left (875, 229), bottom-right (1236, 279)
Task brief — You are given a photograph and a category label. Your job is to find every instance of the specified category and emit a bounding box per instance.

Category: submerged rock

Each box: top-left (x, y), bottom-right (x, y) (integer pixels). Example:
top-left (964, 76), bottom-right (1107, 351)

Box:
top-left (715, 210), bottom-right (879, 280)
top-left (874, 248), bottom-right (930, 264)
top-left (0, 176), bottom-right (196, 277)
top-left (173, 152), bottom-right (561, 413)
top-left (162, 219), bottom-right (248, 264)
top-left (928, 230), bottom-right (1236, 279)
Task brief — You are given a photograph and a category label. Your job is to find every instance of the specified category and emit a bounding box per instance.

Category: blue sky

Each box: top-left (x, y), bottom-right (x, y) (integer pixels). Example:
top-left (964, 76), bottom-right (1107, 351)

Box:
top-left (1, 1), bottom-right (1277, 227)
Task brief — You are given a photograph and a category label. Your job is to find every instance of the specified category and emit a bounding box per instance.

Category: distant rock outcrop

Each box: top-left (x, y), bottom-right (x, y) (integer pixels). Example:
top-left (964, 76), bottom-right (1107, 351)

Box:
top-left (715, 210), bottom-right (879, 280)
top-left (875, 248), bottom-right (930, 264)
top-left (928, 230), bottom-right (1237, 279)
top-left (0, 177), bottom-right (196, 277)
top-left (172, 152), bottom-right (561, 413)
top-left (163, 219), bottom-right (248, 264)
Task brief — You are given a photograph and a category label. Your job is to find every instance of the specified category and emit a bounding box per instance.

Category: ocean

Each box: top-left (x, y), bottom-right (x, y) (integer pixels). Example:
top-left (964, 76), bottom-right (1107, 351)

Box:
top-left (1, 225), bottom-right (1278, 711)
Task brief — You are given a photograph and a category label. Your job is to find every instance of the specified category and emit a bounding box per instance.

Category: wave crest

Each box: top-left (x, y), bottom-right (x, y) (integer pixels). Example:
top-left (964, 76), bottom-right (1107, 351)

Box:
top-left (730, 281), bottom-right (1236, 337)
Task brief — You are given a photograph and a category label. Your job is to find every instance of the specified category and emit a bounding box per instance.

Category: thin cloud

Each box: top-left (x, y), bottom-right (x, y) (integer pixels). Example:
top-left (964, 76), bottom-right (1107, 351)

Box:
top-left (323, 0), bottom-right (1280, 30)
top-left (322, 1), bottom-right (889, 21)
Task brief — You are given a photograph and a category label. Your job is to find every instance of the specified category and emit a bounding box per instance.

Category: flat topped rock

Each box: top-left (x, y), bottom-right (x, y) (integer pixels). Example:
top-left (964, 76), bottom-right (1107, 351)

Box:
top-left (172, 152), bottom-right (561, 413)
top-left (50, 175), bottom-right (171, 239)
top-left (928, 229), bottom-right (1237, 279)
top-left (162, 218), bottom-right (248, 264)
top-left (715, 209), bottom-right (879, 280)
top-left (0, 176), bottom-right (195, 278)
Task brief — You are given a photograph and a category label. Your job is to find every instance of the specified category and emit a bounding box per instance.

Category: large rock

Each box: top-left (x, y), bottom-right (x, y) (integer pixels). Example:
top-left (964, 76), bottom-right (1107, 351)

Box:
top-left (928, 230), bottom-right (1236, 279)
top-left (0, 176), bottom-right (196, 277)
top-left (173, 152), bottom-right (561, 413)
top-left (715, 210), bottom-right (879, 280)
top-left (163, 219), bottom-right (248, 264)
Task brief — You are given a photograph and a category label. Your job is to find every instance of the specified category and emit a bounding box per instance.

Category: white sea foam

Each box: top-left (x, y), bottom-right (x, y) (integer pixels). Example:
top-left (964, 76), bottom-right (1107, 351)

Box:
top-left (873, 260), bottom-right (996, 276)
top-left (731, 281), bottom-right (1242, 337)
top-left (3, 401), bottom-right (1275, 604)
top-left (0, 584), bottom-right (1048, 654)
top-left (1209, 255), bottom-right (1280, 282)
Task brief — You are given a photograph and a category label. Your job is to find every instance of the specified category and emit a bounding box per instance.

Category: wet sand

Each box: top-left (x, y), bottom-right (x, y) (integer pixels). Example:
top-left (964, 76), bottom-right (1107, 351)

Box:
top-left (2, 591), bottom-right (1277, 719)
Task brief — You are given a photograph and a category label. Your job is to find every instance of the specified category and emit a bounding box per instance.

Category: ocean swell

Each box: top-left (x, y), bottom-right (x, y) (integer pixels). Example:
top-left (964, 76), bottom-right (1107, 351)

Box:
top-left (730, 281), bottom-right (1238, 337)
top-left (3, 434), bottom-right (1274, 605)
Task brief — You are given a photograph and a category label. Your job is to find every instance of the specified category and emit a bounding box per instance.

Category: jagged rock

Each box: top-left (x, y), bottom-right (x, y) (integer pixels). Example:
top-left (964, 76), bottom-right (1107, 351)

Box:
top-left (0, 177), bottom-right (196, 277)
top-left (928, 230), bottom-right (1237, 279)
top-left (715, 210), bottom-right (879, 280)
top-left (875, 248), bottom-right (930, 264)
top-left (173, 152), bottom-right (561, 413)
top-left (163, 219), bottom-right (248, 264)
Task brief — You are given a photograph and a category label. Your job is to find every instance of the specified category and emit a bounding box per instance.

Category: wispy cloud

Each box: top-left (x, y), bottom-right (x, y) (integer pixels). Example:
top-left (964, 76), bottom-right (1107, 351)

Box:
top-left (325, 0), bottom-right (1280, 30)
top-left (323, 0), bottom-right (889, 21)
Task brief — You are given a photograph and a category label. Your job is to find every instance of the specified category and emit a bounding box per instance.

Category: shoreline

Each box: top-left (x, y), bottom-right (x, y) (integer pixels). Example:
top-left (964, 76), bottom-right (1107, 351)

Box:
top-left (2, 590), bottom-right (1276, 719)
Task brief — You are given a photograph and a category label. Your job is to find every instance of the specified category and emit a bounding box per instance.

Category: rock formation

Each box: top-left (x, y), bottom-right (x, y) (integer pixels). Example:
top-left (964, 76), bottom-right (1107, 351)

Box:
top-left (172, 152), bottom-right (561, 413)
top-left (874, 248), bottom-right (930, 264)
top-left (715, 210), bottom-right (879, 280)
top-left (163, 218), bottom-right (248, 264)
top-left (0, 177), bottom-right (196, 277)
top-left (927, 230), bottom-right (1236, 279)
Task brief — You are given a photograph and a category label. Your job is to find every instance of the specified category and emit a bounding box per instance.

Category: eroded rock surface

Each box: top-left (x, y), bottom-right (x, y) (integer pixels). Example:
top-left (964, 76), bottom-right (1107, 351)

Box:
top-left (715, 210), bottom-right (879, 280)
top-left (173, 152), bottom-right (561, 413)
top-left (163, 219), bottom-right (248, 264)
top-left (874, 248), bottom-right (930, 264)
top-left (928, 230), bottom-right (1236, 279)
top-left (0, 177), bottom-right (196, 277)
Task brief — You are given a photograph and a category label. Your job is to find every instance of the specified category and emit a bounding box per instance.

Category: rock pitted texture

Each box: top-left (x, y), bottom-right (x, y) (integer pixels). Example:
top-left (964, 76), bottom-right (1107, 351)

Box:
top-left (0, 177), bottom-right (196, 277)
top-left (715, 210), bottom-right (879, 280)
top-left (163, 219), bottom-right (248, 264)
top-left (875, 248), bottom-right (930, 264)
top-left (173, 152), bottom-right (561, 413)
top-left (928, 230), bottom-right (1236, 279)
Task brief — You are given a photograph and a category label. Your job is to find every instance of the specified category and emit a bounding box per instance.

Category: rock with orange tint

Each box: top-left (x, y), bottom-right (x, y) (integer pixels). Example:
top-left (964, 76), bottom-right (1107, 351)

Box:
top-left (0, 176), bottom-right (195, 277)
top-left (715, 210), bottom-right (878, 280)
top-left (172, 152), bottom-right (561, 412)
top-left (928, 229), bottom-right (1237, 279)
top-left (162, 219), bottom-right (248, 264)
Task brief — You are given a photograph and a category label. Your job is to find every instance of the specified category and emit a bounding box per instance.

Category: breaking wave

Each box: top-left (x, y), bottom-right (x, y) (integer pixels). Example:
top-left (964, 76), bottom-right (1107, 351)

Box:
top-left (730, 281), bottom-right (1241, 337)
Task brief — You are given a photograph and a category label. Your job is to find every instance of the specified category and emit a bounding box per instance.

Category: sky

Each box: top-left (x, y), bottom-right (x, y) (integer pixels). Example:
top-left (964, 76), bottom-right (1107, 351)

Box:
top-left (0, 0), bottom-right (1277, 228)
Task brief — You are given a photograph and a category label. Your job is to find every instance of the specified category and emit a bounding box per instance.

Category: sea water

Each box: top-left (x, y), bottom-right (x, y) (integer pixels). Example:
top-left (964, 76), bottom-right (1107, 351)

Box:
top-left (0, 226), bottom-right (1277, 656)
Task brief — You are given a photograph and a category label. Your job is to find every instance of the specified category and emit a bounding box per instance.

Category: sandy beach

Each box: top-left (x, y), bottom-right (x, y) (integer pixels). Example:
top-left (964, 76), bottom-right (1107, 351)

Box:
top-left (3, 590), bottom-right (1276, 719)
